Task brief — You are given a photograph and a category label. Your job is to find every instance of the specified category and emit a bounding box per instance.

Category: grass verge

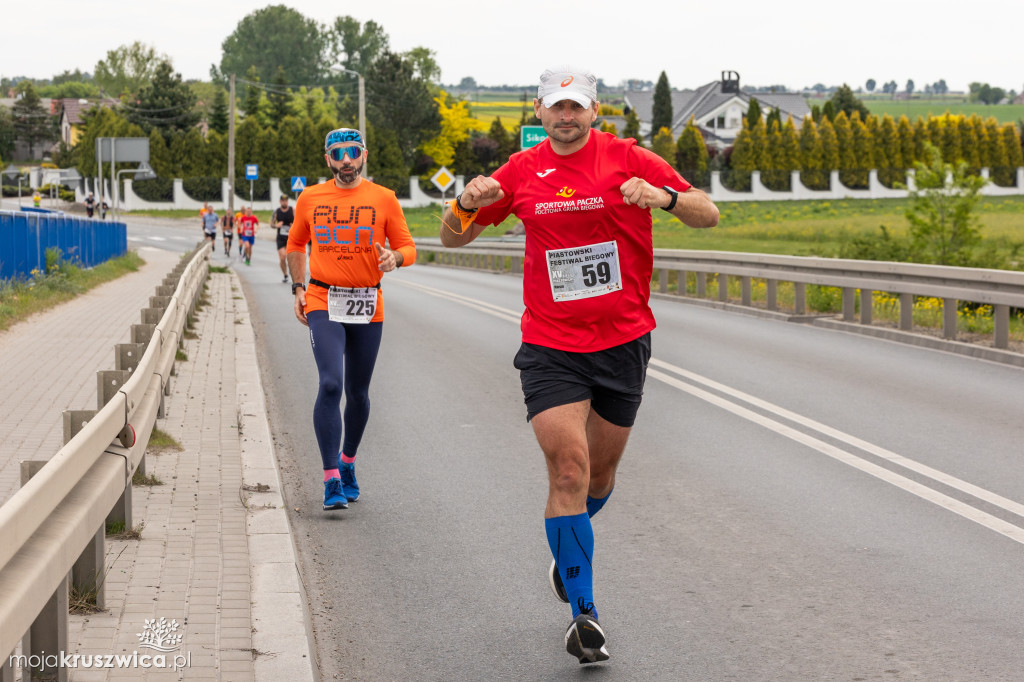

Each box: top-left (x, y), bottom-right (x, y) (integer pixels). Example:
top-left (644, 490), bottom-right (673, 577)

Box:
top-left (0, 251), bottom-right (145, 332)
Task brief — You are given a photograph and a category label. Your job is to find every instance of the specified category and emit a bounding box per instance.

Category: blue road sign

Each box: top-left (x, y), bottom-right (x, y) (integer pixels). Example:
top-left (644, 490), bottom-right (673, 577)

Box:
top-left (245, 164), bottom-right (258, 180)
top-left (291, 176), bottom-right (306, 192)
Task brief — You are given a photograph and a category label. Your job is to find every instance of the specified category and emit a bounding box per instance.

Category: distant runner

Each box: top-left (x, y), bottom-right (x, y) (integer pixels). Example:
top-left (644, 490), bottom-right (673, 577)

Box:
top-left (201, 203), bottom-right (219, 244)
top-left (272, 194), bottom-right (294, 283)
top-left (221, 210), bottom-right (234, 257)
top-left (238, 206), bottom-right (258, 265)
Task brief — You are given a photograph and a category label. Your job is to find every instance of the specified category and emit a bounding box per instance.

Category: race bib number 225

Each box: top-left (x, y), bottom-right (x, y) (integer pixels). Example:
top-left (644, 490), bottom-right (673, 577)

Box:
top-left (327, 286), bottom-right (376, 323)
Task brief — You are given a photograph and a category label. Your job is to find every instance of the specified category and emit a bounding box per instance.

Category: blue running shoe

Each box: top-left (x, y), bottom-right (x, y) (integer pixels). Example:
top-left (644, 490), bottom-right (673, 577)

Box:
top-left (323, 478), bottom-right (348, 510)
top-left (339, 462), bottom-right (359, 502)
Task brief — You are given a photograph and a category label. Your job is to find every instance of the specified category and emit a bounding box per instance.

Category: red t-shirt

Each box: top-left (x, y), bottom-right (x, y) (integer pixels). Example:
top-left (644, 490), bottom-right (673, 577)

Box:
top-left (475, 130), bottom-right (691, 352)
top-left (239, 214), bottom-right (258, 237)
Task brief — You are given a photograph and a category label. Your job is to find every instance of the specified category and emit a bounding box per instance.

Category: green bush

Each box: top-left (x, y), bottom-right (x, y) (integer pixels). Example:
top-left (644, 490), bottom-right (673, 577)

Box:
top-left (182, 177), bottom-right (222, 202)
top-left (807, 285), bottom-right (842, 313)
top-left (133, 178), bottom-right (174, 202)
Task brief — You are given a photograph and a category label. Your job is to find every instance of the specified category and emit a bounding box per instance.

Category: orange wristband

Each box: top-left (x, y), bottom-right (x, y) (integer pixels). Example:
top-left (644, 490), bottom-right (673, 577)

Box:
top-left (446, 199), bottom-right (478, 235)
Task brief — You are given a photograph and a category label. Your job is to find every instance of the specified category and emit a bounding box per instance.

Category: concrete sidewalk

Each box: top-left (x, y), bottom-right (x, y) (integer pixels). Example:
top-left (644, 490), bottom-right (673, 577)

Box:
top-left (0, 247), bottom-right (315, 681)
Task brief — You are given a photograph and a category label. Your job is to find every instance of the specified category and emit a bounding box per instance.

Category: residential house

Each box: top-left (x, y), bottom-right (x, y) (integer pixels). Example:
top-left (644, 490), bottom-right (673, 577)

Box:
top-left (59, 98), bottom-right (119, 146)
top-left (623, 71), bottom-right (812, 150)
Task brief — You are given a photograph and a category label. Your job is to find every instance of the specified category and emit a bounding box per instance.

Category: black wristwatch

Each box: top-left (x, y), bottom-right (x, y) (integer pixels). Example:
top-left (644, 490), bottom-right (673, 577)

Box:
top-left (455, 193), bottom-right (478, 213)
top-left (661, 186), bottom-right (678, 212)
top-left (291, 282), bottom-right (305, 294)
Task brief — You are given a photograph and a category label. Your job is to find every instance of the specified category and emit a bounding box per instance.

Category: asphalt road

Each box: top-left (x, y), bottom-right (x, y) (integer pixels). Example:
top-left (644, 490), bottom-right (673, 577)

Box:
top-left (130, 219), bottom-right (1024, 680)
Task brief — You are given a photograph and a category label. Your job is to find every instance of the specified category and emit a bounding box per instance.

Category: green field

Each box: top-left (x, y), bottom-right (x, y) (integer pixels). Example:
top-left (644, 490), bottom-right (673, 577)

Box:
top-left (862, 98), bottom-right (1024, 124)
top-left (468, 91), bottom-right (1024, 130)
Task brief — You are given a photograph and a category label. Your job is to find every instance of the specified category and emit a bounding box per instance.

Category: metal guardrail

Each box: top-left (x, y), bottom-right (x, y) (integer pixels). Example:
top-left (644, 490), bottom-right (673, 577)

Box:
top-left (416, 237), bottom-right (1024, 358)
top-left (0, 241), bottom-right (211, 678)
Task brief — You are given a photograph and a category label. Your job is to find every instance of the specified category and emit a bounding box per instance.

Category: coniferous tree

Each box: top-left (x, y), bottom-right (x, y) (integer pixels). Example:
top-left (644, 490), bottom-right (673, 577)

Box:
top-left (675, 117), bottom-right (708, 185)
top-left (798, 116), bottom-right (826, 189)
top-left (127, 61), bottom-right (199, 134)
top-left (775, 117), bottom-right (801, 190)
top-left (762, 120), bottom-right (784, 190)
top-left (268, 66), bottom-right (292, 127)
top-left (147, 128), bottom-right (172, 177)
top-left (896, 115), bottom-right (915, 173)
top-left (982, 117), bottom-right (1002, 177)
top-left (651, 127), bottom-right (675, 166)
top-left (366, 122), bottom-right (408, 194)
top-left (243, 66), bottom-right (265, 125)
top-left (209, 87), bottom-right (229, 134)
top-left (12, 82), bottom-right (55, 158)
top-left (875, 114), bottom-right (901, 187)
top-left (817, 116), bottom-right (839, 186)
top-left (821, 100), bottom-right (836, 122)
top-left (830, 84), bottom-right (870, 120)
top-left (958, 115), bottom-right (980, 169)
top-left (999, 123), bottom-right (1024, 186)
top-left (833, 112), bottom-right (857, 189)
top-left (913, 117), bottom-right (929, 162)
top-left (849, 112), bottom-right (873, 188)
top-left (623, 109), bottom-right (643, 147)
top-left (744, 98), bottom-right (762, 130)
top-left (970, 115), bottom-right (988, 168)
top-left (651, 71), bottom-right (673, 141)
top-left (939, 115), bottom-right (961, 164)
top-left (728, 121), bottom-right (756, 191)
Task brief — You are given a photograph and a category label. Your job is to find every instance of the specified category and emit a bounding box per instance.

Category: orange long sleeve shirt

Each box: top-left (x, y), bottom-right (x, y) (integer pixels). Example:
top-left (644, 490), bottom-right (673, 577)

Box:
top-left (287, 179), bottom-right (416, 322)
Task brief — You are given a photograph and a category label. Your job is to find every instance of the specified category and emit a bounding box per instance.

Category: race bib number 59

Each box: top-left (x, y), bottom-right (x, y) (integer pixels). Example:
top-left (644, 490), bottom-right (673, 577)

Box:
top-left (546, 240), bottom-right (622, 302)
top-left (327, 286), bottom-right (377, 324)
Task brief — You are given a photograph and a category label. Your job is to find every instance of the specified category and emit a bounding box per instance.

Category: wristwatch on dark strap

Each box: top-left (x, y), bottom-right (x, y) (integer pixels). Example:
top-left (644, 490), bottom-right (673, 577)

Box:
top-left (291, 282), bottom-right (305, 294)
top-left (661, 186), bottom-right (678, 212)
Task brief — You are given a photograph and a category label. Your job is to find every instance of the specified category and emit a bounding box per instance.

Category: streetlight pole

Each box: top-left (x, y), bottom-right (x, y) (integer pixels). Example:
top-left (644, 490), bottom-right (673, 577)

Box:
top-left (331, 65), bottom-right (367, 178)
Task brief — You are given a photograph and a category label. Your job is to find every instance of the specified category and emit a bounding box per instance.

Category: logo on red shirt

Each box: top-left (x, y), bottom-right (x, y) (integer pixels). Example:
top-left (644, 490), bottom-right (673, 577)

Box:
top-left (556, 187), bottom-right (576, 198)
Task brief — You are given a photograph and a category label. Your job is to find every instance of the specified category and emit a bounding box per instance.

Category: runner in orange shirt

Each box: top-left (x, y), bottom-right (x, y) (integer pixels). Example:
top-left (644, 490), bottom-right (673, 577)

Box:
top-left (287, 127), bottom-right (417, 511)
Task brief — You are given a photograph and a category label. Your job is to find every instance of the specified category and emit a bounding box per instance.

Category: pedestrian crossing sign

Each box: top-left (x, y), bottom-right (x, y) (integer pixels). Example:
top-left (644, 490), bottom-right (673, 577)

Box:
top-left (291, 176), bottom-right (306, 192)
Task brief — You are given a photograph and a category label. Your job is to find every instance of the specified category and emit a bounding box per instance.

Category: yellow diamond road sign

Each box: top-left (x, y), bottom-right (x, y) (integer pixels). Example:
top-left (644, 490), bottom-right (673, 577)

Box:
top-left (431, 166), bottom-right (455, 192)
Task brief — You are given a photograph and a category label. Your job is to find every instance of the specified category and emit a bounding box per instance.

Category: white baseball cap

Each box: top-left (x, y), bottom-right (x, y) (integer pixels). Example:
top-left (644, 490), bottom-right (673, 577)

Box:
top-left (537, 67), bottom-right (598, 108)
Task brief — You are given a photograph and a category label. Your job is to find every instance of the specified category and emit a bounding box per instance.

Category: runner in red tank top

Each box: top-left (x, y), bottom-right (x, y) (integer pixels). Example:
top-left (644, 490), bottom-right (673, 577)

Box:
top-left (440, 66), bottom-right (719, 665)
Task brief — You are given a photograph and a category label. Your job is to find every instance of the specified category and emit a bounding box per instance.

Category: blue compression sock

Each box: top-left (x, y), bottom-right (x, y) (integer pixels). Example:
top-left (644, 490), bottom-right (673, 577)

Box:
top-left (545, 513), bottom-right (596, 619)
top-left (586, 488), bottom-right (613, 518)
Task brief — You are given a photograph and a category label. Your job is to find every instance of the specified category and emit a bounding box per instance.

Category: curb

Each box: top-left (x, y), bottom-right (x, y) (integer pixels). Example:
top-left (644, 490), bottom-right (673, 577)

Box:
top-left (232, 269), bottom-right (319, 682)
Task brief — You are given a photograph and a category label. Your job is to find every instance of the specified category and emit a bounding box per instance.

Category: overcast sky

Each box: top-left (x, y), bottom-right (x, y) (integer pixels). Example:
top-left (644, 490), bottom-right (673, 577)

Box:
top-left (4, 0), bottom-right (1022, 94)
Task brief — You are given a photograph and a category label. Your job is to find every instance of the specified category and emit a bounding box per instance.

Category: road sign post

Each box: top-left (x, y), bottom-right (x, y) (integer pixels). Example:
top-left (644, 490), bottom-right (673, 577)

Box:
top-left (245, 164), bottom-right (258, 207)
top-left (291, 176), bottom-right (307, 194)
top-left (430, 166), bottom-right (455, 202)
top-left (520, 126), bottom-right (548, 150)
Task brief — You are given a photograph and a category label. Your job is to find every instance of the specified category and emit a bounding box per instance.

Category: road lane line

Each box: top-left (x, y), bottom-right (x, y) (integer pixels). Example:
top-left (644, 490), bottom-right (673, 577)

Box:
top-left (650, 358), bottom-right (1024, 522)
top-left (398, 276), bottom-right (1024, 543)
top-left (647, 368), bottom-right (1024, 546)
top-left (391, 279), bottom-right (522, 324)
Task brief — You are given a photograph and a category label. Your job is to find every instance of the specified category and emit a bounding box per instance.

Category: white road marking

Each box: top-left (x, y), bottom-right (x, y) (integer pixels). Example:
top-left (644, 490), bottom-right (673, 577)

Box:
top-left (399, 276), bottom-right (1024, 545)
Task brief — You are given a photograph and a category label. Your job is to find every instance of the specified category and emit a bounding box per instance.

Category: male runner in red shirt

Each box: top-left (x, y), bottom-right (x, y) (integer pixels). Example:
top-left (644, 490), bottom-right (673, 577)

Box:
top-left (238, 206), bottom-right (259, 265)
top-left (440, 66), bottom-right (719, 664)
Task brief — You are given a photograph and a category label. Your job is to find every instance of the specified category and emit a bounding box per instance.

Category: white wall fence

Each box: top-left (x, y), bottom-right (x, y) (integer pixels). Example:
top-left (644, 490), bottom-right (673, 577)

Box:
top-left (76, 176), bottom-right (468, 212)
top-left (74, 168), bottom-right (1023, 212)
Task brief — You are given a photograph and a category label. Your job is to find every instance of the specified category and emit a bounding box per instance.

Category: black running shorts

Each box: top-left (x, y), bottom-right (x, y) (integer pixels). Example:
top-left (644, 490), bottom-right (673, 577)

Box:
top-left (276, 233), bottom-right (289, 250)
top-left (513, 332), bottom-right (652, 427)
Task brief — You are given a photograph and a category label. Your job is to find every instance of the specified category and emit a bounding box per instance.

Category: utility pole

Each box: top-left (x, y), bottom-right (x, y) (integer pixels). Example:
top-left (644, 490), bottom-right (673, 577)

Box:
top-left (228, 73), bottom-right (236, 216)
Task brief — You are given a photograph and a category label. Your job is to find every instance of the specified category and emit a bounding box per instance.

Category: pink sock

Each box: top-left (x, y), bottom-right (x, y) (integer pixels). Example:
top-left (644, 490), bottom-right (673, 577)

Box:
top-left (340, 453), bottom-right (356, 465)
top-left (324, 469), bottom-right (340, 481)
